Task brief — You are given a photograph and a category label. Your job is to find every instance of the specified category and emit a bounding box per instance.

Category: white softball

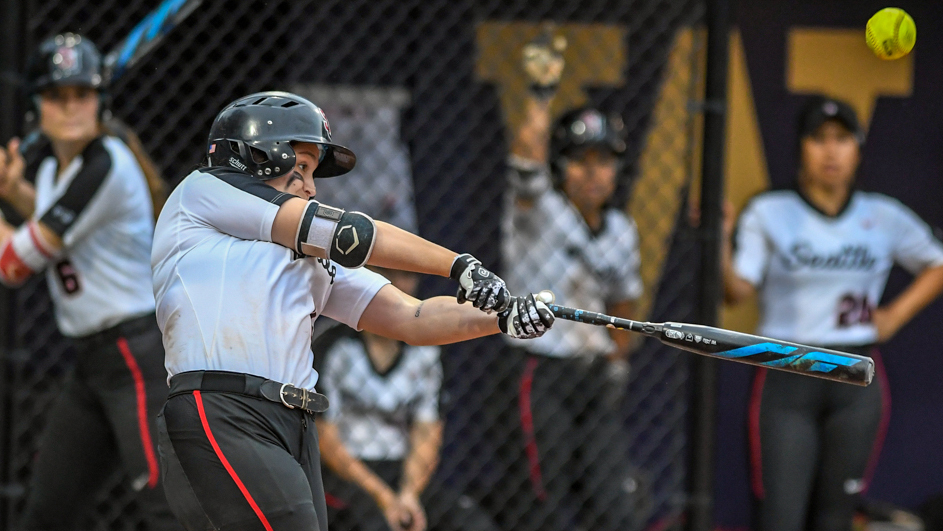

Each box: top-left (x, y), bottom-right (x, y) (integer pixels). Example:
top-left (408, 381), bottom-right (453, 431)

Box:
top-left (536, 290), bottom-right (555, 304)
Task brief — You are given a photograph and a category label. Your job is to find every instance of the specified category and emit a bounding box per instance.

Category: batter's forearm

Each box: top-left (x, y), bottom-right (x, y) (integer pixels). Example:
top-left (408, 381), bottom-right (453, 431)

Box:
top-left (402, 296), bottom-right (500, 345)
top-left (369, 221), bottom-right (456, 277)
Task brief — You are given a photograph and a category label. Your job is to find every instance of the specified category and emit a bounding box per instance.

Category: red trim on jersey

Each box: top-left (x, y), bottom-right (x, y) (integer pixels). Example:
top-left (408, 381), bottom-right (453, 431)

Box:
top-left (324, 492), bottom-right (348, 509)
top-left (0, 238), bottom-right (35, 286)
top-left (748, 368), bottom-right (768, 499)
top-left (863, 349), bottom-right (891, 492)
top-left (116, 337), bottom-right (160, 489)
top-left (194, 390), bottom-right (274, 531)
top-left (519, 356), bottom-right (546, 501)
top-left (27, 222), bottom-right (56, 259)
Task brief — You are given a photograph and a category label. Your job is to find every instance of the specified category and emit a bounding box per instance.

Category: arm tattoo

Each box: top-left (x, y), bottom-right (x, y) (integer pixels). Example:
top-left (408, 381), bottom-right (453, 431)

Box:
top-left (414, 301), bottom-right (425, 318)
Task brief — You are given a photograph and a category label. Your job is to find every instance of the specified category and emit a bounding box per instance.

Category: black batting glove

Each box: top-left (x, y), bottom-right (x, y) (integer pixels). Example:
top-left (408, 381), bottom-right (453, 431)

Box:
top-left (498, 294), bottom-right (555, 339)
top-left (450, 253), bottom-right (510, 313)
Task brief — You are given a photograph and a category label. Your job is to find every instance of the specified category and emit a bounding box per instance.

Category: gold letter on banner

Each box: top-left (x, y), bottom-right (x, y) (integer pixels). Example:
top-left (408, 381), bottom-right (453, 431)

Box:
top-left (475, 22), bottom-right (625, 142)
top-left (788, 28), bottom-right (913, 128)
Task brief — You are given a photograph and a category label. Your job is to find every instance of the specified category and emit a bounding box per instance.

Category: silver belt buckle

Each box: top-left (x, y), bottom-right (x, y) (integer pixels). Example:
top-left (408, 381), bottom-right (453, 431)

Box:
top-left (279, 383), bottom-right (296, 409)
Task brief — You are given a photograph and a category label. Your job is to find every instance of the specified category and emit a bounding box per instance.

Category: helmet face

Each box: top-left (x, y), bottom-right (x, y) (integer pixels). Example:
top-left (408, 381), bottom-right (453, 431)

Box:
top-left (26, 33), bottom-right (104, 95)
top-left (207, 91), bottom-right (356, 180)
top-left (549, 107), bottom-right (626, 184)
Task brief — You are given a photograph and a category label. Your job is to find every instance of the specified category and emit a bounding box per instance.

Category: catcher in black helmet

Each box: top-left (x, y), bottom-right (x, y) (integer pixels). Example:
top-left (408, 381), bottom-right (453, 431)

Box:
top-left (0, 34), bottom-right (179, 530)
top-left (151, 91), bottom-right (555, 531)
top-left (477, 29), bottom-right (651, 531)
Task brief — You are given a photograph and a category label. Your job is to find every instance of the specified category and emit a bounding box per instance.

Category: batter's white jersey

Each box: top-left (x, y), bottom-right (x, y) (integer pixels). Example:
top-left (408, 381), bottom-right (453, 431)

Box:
top-left (734, 190), bottom-right (943, 346)
top-left (317, 329), bottom-right (441, 460)
top-left (502, 161), bottom-right (643, 357)
top-left (32, 136), bottom-right (156, 337)
top-left (151, 168), bottom-right (390, 390)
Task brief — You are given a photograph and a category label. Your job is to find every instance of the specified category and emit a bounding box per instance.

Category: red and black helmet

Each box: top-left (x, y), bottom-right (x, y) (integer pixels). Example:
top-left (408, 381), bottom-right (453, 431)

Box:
top-left (207, 91), bottom-right (356, 180)
top-left (26, 33), bottom-right (105, 95)
top-left (549, 106), bottom-right (626, 185)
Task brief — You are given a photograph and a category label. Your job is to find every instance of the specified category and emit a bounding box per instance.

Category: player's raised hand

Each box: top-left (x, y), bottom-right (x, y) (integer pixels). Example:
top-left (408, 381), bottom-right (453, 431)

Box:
top-left (498, 293), bottom-right (555, 339)
top-left (522, 26), bottom-right (566, 97)
top-left (0, 138), bottom-right (25, 200)
top-left (450, 253), bottom-right (510, 313)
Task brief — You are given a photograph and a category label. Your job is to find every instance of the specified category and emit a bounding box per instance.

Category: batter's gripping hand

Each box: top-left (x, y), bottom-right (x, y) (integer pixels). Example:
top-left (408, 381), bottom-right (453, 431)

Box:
top-left (451, 253), bottom-right (510, 313)
top-left (498, 294), bottom-right (555, 339)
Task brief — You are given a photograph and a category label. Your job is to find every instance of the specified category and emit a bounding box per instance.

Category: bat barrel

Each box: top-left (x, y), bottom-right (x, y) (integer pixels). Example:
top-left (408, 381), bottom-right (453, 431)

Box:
top-left (658, 323), bottom-right (874, 386)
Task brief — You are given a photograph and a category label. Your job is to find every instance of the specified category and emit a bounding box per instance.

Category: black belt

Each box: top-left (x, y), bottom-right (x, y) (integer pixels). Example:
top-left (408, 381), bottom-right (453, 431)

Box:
top-left (169, 370), bottom-right (329, 414)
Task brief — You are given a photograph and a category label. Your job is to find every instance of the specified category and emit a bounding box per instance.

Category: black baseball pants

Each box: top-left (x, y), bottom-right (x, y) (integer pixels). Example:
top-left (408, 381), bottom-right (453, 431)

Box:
top-left (18, 314), bottom-right (180, 531)
top-left (158, 386), bottom-right (326, 531)
top-left (478, 347), bottom-right (651, 531)
top-left (750, 347), bottom-right (888, 531)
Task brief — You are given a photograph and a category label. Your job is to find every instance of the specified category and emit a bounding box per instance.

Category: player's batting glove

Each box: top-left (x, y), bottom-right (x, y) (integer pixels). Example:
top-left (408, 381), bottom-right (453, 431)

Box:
top-left (498, 294), bottom-right (555, 339)
top-left (451, 253), bottom-right (510, 313)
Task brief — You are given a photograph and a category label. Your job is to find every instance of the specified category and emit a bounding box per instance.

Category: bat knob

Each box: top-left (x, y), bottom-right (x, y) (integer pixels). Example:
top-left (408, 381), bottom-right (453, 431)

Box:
top-left (536, 290), bottom-right (555, 305)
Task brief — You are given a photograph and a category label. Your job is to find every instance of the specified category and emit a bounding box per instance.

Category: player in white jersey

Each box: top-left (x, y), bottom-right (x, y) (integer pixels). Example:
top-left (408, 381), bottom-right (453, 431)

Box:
top-left (478, 32), bottom-right (650, 531)
top-left (152, 91), bottom-right (554, 531)
top-left (0, 34), bottom-right (179, 530)
top-left (723, 95), bottom-right (943, 531)
top-left (314, 267), bottom-right (498, 531)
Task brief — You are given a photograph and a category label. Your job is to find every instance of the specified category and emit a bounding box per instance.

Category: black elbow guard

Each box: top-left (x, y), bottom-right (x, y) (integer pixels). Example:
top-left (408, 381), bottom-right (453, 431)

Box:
top-left (329, 211), bottom-right (377, 268)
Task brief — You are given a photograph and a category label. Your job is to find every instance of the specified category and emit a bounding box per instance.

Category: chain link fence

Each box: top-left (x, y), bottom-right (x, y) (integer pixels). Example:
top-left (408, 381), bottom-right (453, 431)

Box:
top-left (3, 0), bottom-right (707, 529)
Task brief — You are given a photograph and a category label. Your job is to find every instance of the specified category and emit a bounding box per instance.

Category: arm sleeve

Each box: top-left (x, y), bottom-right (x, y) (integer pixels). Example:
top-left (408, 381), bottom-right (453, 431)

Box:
top-left (36, 138), bottom-right (122, 246)
top-left (606, 214), bottom-right (644, 304)
top-left (413, 348), bottom-right (443, 423)
top-left (181, 169), bottom-right (294, 242)
top-left (888, 201), bottom-right (943, 274)
top-left (732, 201), bottom-right (772, 286)
top-left (321, 265), bottom-right (391, 329)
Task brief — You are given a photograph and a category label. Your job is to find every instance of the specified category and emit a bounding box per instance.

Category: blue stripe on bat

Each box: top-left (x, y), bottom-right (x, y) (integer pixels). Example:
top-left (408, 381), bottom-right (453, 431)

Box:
top-left (718, 342), bottom-right (798, 358)
top-left (760, 354), bottom-right (804, 368)
top-left (118, 0), bottom-right (188, 68)
top-left (803, 351), bottom-right (861, 367)
top-left (718, 343), bottom-right (862, 373)
top-left (808, 362), bottom-right (838, 373)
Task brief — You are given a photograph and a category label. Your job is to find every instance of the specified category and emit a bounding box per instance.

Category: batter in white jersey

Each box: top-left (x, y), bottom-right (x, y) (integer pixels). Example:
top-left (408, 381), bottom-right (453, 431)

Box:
top-left (153, 91), bottom-right (553, 531)
top-left (0, 33), bottom-right (179, 530)
top-left (724, 95), bottom-right (943, 531)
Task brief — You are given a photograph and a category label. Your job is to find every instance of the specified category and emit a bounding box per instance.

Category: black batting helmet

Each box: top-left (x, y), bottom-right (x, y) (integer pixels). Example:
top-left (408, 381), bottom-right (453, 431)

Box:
top-left (207, 91), bottom-right (356, 180)
top-left (26, 33), bottom-right (105, 95)
top-left (549, 106), bottom-right (626, 184)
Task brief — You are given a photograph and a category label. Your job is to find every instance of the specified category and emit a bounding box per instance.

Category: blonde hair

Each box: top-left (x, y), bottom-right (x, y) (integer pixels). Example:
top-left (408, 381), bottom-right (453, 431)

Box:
top-left (101, 118), bottom-right (167, 218)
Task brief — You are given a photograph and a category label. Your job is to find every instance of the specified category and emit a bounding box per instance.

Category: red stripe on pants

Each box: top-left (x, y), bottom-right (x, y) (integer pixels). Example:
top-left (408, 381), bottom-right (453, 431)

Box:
top-left (519, 356), bottom-right (546, 501)
top-left (748, 368), bottom-right (767, 499)
top-left (116, 337), bottom-right (160, 489)
top-left (863, 349), bottom-right (891, 492)
top-left (193, 390), bottom-right (274, 531)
